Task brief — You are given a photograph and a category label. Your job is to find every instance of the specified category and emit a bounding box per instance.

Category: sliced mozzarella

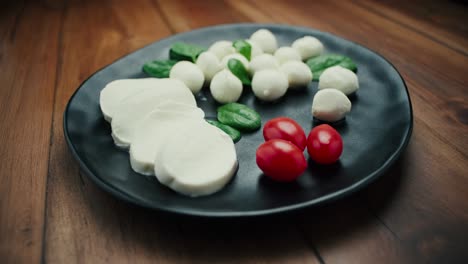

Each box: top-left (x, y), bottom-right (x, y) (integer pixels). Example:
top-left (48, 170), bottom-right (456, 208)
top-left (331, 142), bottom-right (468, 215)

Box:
top-left (111, 79), bottom-right (196, 149)
top-left (280, 61), bottom-right (313, 88)
top-left (318, 66), bottom-right (359, 95)
top-left (274, 47), bottom-right (301, 65)
top-left (154, 121), bottom-right (238, 197)
top-left (311, 88), bottom-right (351, 122)
top-left (100, 78), bottom-right (157, 122)
top-left (130, 105), bottom-right (204, 175)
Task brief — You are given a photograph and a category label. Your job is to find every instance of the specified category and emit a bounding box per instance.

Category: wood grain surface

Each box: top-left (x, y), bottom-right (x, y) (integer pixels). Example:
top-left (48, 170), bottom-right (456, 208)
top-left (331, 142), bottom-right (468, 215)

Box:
top-left (1, 0), bottom-right (467, 263)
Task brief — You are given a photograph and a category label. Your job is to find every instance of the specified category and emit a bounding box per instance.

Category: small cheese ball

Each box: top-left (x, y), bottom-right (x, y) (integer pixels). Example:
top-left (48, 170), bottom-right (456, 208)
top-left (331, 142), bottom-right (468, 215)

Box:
top-left (292, 36), bottom-right (324, 60)
top-left (280, 61), bottom-right (313, 89)
top-left (196, 51), bottom-right (223, 82)
top-left (246, 39), bottom-right (264, 58)
top-left (221, 54), bottom-right (250, 70)
top-left (274, 47), bottom-right (302, 65)
top-left (249, 29), bottom-right (278, 54)
top-left (252, 69), bottom-right (288, 101)
top-left (318, 66), bottom-right (359, 95)
top-left (312, 89), bottom-right (351, 122)
top-left (169, 61), bottom-right (205, 94)
top-left (210, 69), bottom-right (243, 104)
top-left (249, 54), bottom-right (280, 76)
top-left (208, 40), bottom-right (236, 60)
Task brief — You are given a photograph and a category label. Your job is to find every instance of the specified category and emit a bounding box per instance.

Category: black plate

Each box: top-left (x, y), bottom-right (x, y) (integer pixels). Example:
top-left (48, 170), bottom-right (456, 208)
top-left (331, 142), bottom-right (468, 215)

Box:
top-left (64, 24), bottom-right (412, 217)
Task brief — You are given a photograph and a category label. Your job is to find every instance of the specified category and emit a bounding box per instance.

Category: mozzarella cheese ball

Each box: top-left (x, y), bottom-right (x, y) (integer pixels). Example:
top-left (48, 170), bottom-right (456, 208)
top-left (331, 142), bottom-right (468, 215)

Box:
top-left (318, 66), bottom-right (359, 95)
top-left (221, 54), bottom-right (250, 70)
top-left (208, 40), bottom-right (236, 60)
top-left (196, 51), bottom-right (223, 82)
top-left (169, 61), bottom-right (205, 94)
top-left (246, 39), bottom-right (264, 58)
top-left (252, 69), bottom-right (288, 101)
top-left (249, 29), bottom-right (278, 54)
top-left (292, 36), bottom-right (324, 60)
top-left (312, 89), bottom-right (351, 122)
top-left (274, 47), bottom-right (302, 65)
top-left (210, 69), bottom-right (243, 104)
top-left (249, 54), bottom-right (280, 76)
top-left (280, 61), bottom-right (313, 88)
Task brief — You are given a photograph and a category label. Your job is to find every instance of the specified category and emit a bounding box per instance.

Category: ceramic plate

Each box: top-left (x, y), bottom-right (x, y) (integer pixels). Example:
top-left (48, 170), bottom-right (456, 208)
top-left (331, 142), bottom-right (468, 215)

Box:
top-left (64, 24), bottom-right (412, 217)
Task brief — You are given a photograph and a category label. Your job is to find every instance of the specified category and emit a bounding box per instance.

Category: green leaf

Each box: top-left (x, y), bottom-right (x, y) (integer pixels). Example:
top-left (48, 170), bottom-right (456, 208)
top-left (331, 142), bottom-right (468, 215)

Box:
top-left (206, 120), bottom-right (242, 143)
top-left (306, 54), bottom-right (357, 81)
top-left (217, 103), bottom-right (261, 132)
top-left (233, 40), bottom-right (252, 61)
top-left (142, 60), bottom-right (177, 78)
top-left (169, 42), bottom-right (206, 62)
top-left (227, 59), bottom-right (251, 86)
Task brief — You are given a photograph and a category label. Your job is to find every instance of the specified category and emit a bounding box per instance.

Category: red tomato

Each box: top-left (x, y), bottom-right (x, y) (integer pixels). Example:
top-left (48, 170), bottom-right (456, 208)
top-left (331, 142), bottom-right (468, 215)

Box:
top-left (263, 117), bottom-right (307, 150)
top-left (256, 139), bottom-right (307, 181)
top-left (307, 124), bottom-right (343, 164)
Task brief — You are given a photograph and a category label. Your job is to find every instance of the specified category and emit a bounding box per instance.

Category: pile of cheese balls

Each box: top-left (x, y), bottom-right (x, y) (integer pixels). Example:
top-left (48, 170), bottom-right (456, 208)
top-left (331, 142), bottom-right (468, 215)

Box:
top-left (169, 29), bottom-right (320, 103)
top-left (169, 29), bottom-right (359, 122)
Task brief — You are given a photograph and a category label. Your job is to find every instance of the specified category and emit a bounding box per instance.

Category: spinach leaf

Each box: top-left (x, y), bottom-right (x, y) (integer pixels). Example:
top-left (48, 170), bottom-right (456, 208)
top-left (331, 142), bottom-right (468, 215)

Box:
top-left (217, 103), bottom-right (261, 131)
top-left (142, 60), bottom-right (177, 78)
top-left (206, 120), bottom-right (242, 142)
top-left (306, 54), bottom-right (357, 81)
top-left (233, 40), bottom-right (252, 61)
top-left (227, 59), bottom-right (251, 86)
top-left (169, 42), bottom-right (206, 62)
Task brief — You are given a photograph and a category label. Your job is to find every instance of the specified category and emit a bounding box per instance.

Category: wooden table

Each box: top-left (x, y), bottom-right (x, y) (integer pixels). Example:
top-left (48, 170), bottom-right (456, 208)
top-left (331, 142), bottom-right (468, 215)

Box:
top-left (1, 0), bottom-right (467, 263)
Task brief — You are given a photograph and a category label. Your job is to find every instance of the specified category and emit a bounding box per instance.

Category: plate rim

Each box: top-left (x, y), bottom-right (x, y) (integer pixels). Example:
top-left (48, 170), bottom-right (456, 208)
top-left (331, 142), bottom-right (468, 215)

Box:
top-left (63, 23), bottom-right (413, 217)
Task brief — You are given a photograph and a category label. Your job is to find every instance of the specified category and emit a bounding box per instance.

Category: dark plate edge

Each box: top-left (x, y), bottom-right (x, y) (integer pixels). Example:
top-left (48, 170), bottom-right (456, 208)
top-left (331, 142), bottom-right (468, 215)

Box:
top-left (62, 23), bottom-right (414, 218)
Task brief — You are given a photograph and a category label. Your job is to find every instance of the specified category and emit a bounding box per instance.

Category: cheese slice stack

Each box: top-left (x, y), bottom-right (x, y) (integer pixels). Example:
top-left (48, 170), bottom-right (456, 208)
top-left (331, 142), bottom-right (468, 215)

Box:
top-left (99, 77), bottom-right (237, 197)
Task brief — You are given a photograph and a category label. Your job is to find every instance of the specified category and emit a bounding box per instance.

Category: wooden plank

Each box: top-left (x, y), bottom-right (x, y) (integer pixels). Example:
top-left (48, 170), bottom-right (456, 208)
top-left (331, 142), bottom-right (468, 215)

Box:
top-left (363, 117), bottom-right (468, 263)
top-left (0, 1), bottom-right (62, 263)
top-left (295, 198), bottom-right (417, 264)
top-left (155, 0), bottom-right (251, 32)
top-left (43, 0), bottom-right (174, 263)
top-left (355, 0), bottom-right (468, 55)
top-left (225, 0), bottom-right (273, 24)
top-left (366, 0), bottom-right (468, 41)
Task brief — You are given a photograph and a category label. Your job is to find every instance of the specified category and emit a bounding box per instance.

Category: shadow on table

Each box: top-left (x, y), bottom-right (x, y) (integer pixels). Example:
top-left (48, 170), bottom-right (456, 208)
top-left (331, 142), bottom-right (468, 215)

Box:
top-left (79, 150), bottom-right (408, 262)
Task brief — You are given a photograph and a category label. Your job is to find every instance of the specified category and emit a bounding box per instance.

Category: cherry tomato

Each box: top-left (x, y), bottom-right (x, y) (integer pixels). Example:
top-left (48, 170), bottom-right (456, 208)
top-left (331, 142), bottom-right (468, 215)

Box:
top-left (256, 139), bottom-right (307, 181)
top-left (307, 124), bottom-right (343, 164)
top-left (263, 117), bottom-right (306, 150)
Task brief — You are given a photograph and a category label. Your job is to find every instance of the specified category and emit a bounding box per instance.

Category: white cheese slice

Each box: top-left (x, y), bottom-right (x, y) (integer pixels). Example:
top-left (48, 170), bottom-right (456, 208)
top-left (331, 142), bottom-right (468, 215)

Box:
top-left (99, 78), bottom-right (158, 122)
top-left (129, 103), bottom-right (204, 175)
top-left (154, 121), bottom-right (238, 197)
top-left (110, 78), bottom-right (196, 149)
